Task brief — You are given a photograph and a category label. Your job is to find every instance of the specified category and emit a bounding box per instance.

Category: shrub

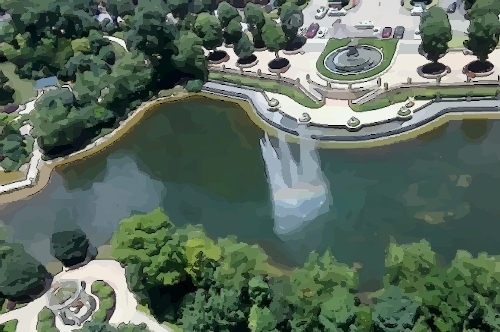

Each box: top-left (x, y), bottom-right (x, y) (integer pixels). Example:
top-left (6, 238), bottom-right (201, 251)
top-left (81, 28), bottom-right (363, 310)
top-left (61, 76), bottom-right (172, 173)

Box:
top-left (185, 79), bottom-right (204, 92)
top-left (36, 307), bottom-right (58, 332)
top-left (0, 320), bottom-right (18, 332)
top-left (91, 280), bottom-right (116, 323)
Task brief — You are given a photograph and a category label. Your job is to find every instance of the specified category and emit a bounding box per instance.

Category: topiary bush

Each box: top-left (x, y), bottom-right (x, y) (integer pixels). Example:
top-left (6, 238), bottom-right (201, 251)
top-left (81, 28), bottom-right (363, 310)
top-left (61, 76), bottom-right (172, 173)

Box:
top-left (36, 307), bottom-right (58, 332)
top-left (91, 280), bottom-right (116, 323)
top-left (185, 79), bottom-right (204, 92)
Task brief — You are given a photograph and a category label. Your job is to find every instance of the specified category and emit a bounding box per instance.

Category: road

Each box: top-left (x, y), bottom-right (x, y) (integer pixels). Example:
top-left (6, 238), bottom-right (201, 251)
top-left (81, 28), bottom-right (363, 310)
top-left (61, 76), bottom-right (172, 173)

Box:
top-left (439, 0), bottom-right (469, 36)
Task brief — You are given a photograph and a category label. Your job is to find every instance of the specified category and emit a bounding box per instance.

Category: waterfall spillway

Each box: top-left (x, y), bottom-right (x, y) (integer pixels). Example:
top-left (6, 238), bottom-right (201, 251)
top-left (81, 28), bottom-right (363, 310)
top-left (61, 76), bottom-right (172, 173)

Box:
top-left (260, 132), bottom-right (332, 235)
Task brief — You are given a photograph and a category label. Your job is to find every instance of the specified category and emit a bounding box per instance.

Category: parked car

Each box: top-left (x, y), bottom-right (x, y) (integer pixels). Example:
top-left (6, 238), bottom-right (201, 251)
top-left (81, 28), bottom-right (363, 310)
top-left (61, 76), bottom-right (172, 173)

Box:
top-left (328, 7), bottom-right (347, 16)
top-left (414, 28), bottom-right (421, 40)
top-left (381, 27), bottom-right (393, 38)
top-left (411, 3), bottom-right (426, 15)
top-left (447, 2), bottom-right (457, 13)
top-left (315, 6), bottom-right (328, 19)
top-left (373, 27), bottom-right (381, 37)
top-left (317, 27), bottom-right (328, 38)
top-left (393, 26), bottom-right (405, 39)
top-left (355, 20), bottom-right (374, 29)
top-left (305, 23), bottom-right (320, 38)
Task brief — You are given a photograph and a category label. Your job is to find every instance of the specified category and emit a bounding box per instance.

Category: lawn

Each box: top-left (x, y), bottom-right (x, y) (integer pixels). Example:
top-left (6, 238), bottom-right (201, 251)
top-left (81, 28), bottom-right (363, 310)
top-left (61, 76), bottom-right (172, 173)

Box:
top-left (316, 38), bottom-right (399, 81)
top-left (0, 62), bottom-right (36, 104)
top-left (208, 72), bottom-right (325, 108)
top-left (351, 86), bottom-right (500, 111)
top-left (448, 35), bottom-right (467, 49)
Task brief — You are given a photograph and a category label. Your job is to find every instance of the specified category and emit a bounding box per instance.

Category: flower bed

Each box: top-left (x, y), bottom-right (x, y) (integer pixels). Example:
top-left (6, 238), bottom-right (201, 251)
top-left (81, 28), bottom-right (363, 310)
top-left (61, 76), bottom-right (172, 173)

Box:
top-left (90, 280), bottom-right (116, 322)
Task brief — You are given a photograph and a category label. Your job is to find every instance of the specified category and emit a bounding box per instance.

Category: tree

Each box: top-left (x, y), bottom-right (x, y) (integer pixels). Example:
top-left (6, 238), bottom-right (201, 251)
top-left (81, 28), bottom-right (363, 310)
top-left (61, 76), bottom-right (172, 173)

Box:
top-left (0, 70), bottom-right (14, 106)
top-left (279, 2), bottom-right (303, 46)
top-left (217, 2), bottom-right (240, 29)
top-left (168, 0), bottom-right (190, 19)
top-left (0, 243), bottom-right (49, 300)
top-left (372, 286), bottom-right (420, 332)
top-left (50, 225), bottom-right (93, 268)
top-left (224, 17), bottom-right (243, 46)
top-left (107, 0), bottom-right (136, 18)
top-left (193, 12), bottom-right (223, 52)
top-left (79, 322), bottom-right (150, 332)
top-left (234, 33), bottom-right (255, 61)
top-left (318, 287), bottom-right (358, 331)
top-left (464, 12), bottom-right (500, 64)
top-left (244, 3), bottom-right (266, 47)
top-left (383, 240), bottom-right (437, 296)
top-left (469, 0), bottom-right (500, 18)
top-left (172, 31), bottom-right (208, 82)
top-left (261, 21), bottom-right (287, 58)
top-left (193, 0), bottom-right (212, 14)
top-left (464, 0), bottom-right (476, 10)
top-left (419, 7), bottom-right (452, 64)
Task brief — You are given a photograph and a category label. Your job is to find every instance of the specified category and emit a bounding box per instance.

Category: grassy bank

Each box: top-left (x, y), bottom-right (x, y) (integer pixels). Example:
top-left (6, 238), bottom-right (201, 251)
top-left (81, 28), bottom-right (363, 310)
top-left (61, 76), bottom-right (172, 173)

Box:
top-left (316, 38), bottom-right (399, 81)
top-left (209, 72), bottom-right (324, 108)
top-left (351, 86), bottom-right (500, 111)
top-left (0, 62), bottom-right (35, 104)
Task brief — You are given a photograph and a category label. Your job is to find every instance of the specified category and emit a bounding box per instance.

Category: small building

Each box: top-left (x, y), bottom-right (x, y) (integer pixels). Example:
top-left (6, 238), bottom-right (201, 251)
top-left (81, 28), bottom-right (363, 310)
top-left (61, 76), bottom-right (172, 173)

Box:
top-left (35, 76), bottom-right (58, 91)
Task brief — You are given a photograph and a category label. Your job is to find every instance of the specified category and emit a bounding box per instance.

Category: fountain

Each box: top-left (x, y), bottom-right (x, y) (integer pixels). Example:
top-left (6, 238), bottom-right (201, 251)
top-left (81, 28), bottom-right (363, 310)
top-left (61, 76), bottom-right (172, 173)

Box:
top-left (323, 40), bottom-right (383, 75)
top-left (260, 132), bottom-right (332, 235)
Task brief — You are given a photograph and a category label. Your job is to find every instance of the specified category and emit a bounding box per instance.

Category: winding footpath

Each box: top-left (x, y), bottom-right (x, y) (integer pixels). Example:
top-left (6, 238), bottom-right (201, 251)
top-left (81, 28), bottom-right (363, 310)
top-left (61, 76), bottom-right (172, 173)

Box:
top-left (0, 260), bottom-right (172, 332)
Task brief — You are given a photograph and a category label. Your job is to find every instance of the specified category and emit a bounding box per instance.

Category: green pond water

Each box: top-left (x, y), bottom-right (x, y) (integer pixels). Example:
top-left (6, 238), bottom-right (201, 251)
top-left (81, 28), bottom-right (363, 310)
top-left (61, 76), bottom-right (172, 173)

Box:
top-left (1, 96), bottom-right (499, 290)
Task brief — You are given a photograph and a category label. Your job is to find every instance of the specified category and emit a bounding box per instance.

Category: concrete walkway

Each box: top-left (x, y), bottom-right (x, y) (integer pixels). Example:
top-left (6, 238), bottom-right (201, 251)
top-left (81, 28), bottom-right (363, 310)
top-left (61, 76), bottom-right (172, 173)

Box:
top-left (0, 260), bottom-right (173, 332)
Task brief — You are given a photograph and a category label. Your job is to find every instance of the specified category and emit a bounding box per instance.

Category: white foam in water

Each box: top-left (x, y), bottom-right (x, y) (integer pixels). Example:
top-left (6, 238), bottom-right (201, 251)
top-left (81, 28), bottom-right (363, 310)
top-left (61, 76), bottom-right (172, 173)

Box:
top-left (260, 132), bottom-right (332, 235)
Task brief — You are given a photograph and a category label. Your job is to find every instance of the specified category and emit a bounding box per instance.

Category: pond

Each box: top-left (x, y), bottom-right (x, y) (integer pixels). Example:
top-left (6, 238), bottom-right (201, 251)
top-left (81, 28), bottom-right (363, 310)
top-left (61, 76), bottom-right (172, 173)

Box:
top-left (1, 96), bottom-right (499, 291)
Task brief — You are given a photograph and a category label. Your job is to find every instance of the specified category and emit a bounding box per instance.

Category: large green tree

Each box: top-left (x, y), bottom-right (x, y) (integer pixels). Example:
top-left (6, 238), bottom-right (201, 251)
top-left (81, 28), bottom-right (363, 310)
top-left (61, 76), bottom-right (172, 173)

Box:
top-left (224, 17), bottom-right (243, 46)
top-left (217, 2), bottom-right (240, 29)
top-left (372, 286), bottom-right (420, 332)
top-left (419, 7), bottom-right (452, 64)
top-left (234, 33), bottom-right (255, 62)
top-left (0, 243), bottom-right (49, 300)
top-left (172, 30), bottom-right (208, 83)
top-left (261, 21), bottom-right (287, 58)
top-left (244, 3), bottom-right (266, 48)
top-left (193, 0), bottom-right (212, 14)
top-left (0, 70), bottom-right (14, 106)
top-left (468, 0), bottom-right (500, 18)
top-left (193, 12), bottom-right (223, 52)
top-left (168, 0), bottom-right (190, 20)
top-left (464, 12), bottom-right (500, 64)
top-left (279, 2), bottom-right (303, 47)
top-left (107, 0), bottom-right (136, 18)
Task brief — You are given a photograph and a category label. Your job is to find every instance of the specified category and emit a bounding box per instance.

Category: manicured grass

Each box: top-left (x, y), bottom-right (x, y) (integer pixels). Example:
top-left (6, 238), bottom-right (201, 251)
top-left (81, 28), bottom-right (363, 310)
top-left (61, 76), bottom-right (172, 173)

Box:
top-left (91, 280), bottom-right (116, 323)
top-left (0, 319), bottom-right (18, 332)
top-left (0, 62), bottom-right (36, 104)
top-left (36, 307), bottom-right (58, 332)
top-left (351, 86), bottom-right (500, 111)
top-left (316, 38), bottom-right (399, 81)
top-left (208, 72), bottom-right (324, 108)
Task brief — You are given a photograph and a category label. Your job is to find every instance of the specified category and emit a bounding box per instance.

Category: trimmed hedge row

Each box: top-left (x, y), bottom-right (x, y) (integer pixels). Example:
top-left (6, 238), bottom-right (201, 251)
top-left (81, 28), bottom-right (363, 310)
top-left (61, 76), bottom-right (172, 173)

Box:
top-left (91, 280), bottom-right (116, 322)
top-left (36, 307), bottom-right (58, 332)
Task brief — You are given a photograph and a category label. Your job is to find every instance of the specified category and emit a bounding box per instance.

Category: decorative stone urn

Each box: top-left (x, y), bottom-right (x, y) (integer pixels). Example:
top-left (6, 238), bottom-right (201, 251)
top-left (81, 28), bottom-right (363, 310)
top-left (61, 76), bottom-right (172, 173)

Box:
top-left (346, 116), bottom-right (361, 130)
top-left (298, 113), bottom-right (311, 124)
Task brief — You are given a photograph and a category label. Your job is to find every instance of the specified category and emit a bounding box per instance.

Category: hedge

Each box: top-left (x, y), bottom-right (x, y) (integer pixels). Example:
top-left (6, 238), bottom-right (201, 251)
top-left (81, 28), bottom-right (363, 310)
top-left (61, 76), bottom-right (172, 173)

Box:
top-left (0, 320), bottom-right (18, 332)
top-left (91, 280), bottom-right (116, 322)
top-left (36, 307), bottom-right (58, 332)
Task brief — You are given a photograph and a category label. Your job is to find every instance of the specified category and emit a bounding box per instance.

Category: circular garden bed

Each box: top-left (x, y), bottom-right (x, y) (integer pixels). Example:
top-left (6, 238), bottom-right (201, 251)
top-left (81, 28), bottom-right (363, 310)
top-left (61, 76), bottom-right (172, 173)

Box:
top-left (268, 58), bottom-right (290, 74)
top-left (254, 40), bottom-right (267, 51)
top-left (283, 38), bottom-right (306, 55)
top-left (207, 50), bottom-right (229, 65)
top-left (417, 62), bottom-right (450, 79)
top-left (237, 54), bottom-right (258, 68)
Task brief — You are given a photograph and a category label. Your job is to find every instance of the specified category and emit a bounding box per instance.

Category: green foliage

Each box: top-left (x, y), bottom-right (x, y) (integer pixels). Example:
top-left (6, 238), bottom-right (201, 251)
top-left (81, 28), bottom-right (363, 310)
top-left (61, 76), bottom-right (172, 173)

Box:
top-left (107, 0), bottom-right (136, 18)
top-left (0, 123), bottom-right (30, 171)
top-left (372, 286), bottom-right (420, 332)
top-left (193, 13), bottom-right (223, 51)
top-left (0, 242), bottom-right (48, 300)
top-left (0, 70), bottom-right (14, 106)
top-left (185, 80), bottom-right (204, 92)
top-left (36, 307), bottom-right (57, 332)
top-left (262, 21), bottom-right (287, 56)
top-left (234, 33), bottom-right (255, 60)
top-left (168, 0), bottom-right (190, 19)
top-left (50, 226), bottom-right (90, 268)
top-left (224, 18), bottom-right (243, 46)
top-left (0, 319), bottom-right (18, 332)
top-left (469, 0), bottom-right (500, 18)
top-left (464, 12), bottom-right (500, 61)
top-left (279, 2), bottom-right (303, 43)
top-left (419, 7), bottom-right (452, 62)
top-left (193, 0), bottom-right (212, 14)
top-left (217, 2), bottom-right (241, 28)
top-left (91, 281), bottom-right (116, 323)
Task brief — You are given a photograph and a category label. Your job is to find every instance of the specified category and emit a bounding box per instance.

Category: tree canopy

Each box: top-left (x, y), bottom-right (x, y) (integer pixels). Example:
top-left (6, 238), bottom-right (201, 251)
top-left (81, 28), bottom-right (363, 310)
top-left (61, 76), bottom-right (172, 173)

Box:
top-left (50, 225), bottom-right (92, 268)
top-left (419, 7), bottom-right (452, 63)
top-left (262, 21), bottom-right (287, 57)
top-left (464, 12), bottom-right (500, 62)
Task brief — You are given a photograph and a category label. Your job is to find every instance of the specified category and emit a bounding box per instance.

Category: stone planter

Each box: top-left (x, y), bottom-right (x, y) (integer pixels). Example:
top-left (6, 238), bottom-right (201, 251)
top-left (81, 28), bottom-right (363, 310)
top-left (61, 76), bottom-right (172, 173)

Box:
top-left (463, 61), bottom-right (495, 78)
top-left (397, 107), bottom-right (413, 120)
top-left (208, 53), bottom-right (230, 65)
top-left (282, 48), bottom-right (304, 55)
top-left (255, 46), bottom-right (267, 52)
top-left (417, 64), bottom-right (451, 79)
top-left (268, 58), bottom-right (291, 74)
top-left (236, 55), bottom-right (259, 69)
top-left (346, 116), bottom-right (361, 131)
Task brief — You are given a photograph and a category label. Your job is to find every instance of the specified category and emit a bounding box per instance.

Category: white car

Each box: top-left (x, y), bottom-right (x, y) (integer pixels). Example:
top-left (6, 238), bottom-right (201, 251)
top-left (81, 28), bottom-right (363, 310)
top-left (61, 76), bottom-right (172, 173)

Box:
top-left (411, 4), bottom-right (425, 16)
top-left (298, 26), bottom-right (307, 36)
top-left (355, 20), bottom-right (374, 29)
top-left (317, 27), bottom-right (328, 38)
top-left (372, 27), bottom-right (381, 37)
top-left (315, 6), bottom-right (328, 19)
top-left (413, 29), bottom-right (421, 40)
top-left (328, 8), bottom-right (347, 16)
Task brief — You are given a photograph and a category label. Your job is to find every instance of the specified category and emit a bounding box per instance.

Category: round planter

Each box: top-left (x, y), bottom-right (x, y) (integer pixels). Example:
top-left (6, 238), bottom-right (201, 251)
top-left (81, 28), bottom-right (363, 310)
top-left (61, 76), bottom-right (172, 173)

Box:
top-left (268, 58), bottom-right (290, 74)
top-left (207, 50), bottom-right (230, 65)
top-left (282, 49), bottom-right (304, 55)
top-left (236, 55), bottom-right (259, 69)
top-left (255, 47), bottom-right (267, 52)
top-left (346, 116), bottom-right (361, 131)
top-left (463, 60), bottom-right (495, 78)
top-left (397, 108), bottom-right (413, 120)
top-left (417, 63), bottom-right (450, 79)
